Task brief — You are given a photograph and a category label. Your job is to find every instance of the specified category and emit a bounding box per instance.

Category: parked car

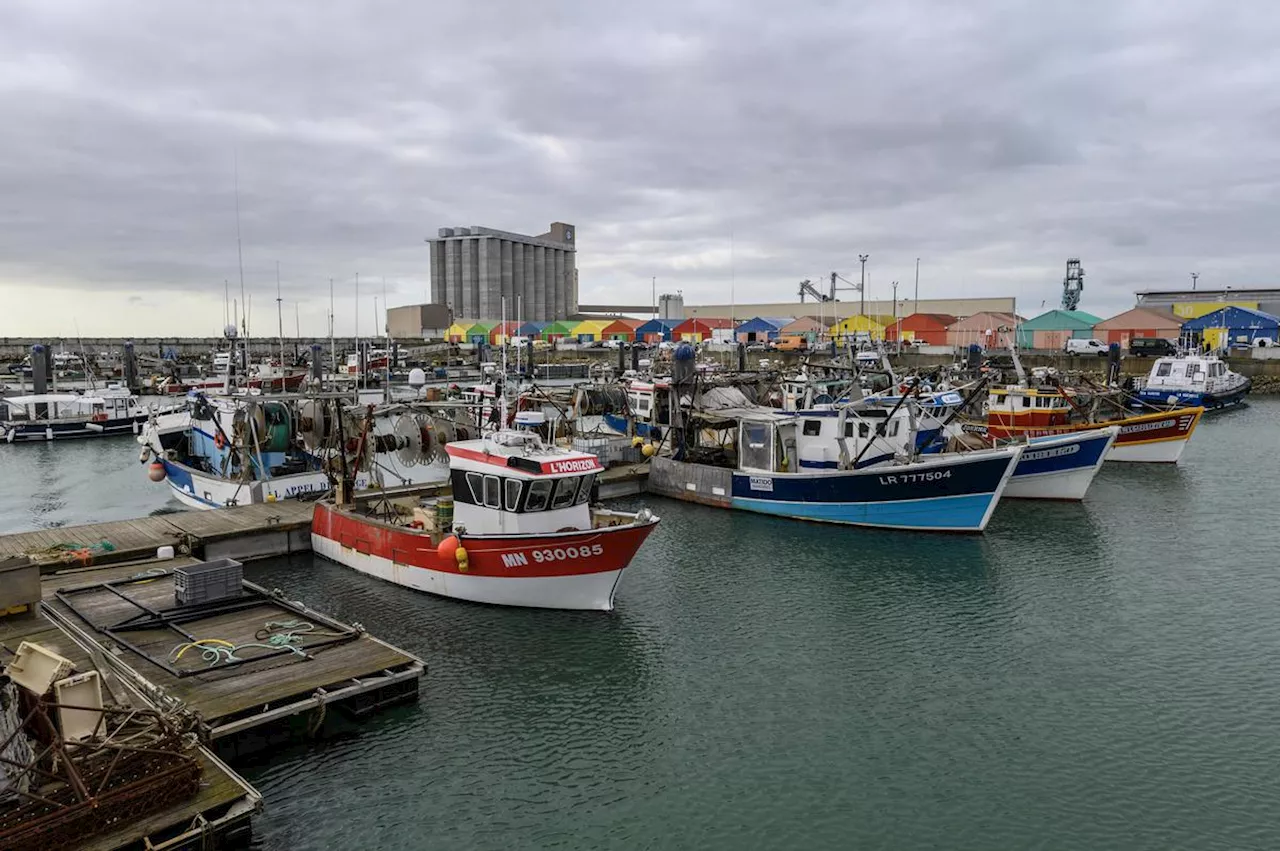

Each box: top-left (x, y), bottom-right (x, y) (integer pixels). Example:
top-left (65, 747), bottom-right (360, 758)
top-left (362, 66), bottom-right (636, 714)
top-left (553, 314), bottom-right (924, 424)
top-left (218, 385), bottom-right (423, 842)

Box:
top-left (746, 342), bottom-right (769, 352)
top-left (1129, 337), bottom-right (1177, 357)
top-left (601, 339), bottom-right (623, 349)
top-left (1064, 338), bottom-right (1109, 356)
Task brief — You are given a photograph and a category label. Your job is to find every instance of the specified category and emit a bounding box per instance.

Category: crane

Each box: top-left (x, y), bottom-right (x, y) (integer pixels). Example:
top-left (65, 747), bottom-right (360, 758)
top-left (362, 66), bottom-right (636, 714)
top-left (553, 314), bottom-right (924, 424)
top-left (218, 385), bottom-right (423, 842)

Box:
top-left (798, 279), bottom-right (833, 303)
top-left (1062, 259), bottom-right (1084, 311)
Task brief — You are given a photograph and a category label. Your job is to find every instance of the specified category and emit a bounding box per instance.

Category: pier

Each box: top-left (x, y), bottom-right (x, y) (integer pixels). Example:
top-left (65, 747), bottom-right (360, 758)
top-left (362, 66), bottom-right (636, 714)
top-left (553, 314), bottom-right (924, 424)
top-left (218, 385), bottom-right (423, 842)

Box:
top-left (0, 466), bottom-right (649, 573)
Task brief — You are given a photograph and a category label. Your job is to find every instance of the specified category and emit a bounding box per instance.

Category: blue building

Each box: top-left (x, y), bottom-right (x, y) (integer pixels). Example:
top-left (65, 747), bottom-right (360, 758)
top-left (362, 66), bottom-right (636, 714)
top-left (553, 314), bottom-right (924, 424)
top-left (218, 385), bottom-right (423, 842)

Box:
top-left (635, 318), bottom-right (679, 343)
top-left (1182, 306), bottom-right (1280, 349)
top-left (735, 317), bottom-right (793, 342)
top-left (516, 320), bottom-right (549, 337)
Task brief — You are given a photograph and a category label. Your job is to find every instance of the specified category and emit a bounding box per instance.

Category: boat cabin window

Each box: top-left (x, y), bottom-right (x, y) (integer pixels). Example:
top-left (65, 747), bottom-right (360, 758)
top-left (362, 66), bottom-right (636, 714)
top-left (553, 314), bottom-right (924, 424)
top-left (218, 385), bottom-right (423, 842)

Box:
top-left (802, 419), bottom-right (822, 436)
top-left (858, 422), bottom-right (870, 438)
top-left (1156, 362), bottom-right (1172, 377)
top-left (1022, 396), bottom-right (1031, 408)
top-left (525, 479), bottom-right (552, 511)
top-left (887, 421), bottom-right (900, 436)
top-left (1185, 364), bottom-right (1200, 379)
top-left (575, 473), bottom-right (595, 505)
top-left (551, 477), bottom-right (578, 509)
top-left (483, 475), bottom-right (501, 508)
top-left (465, 472), bottom-right (484, 504)
top-left (1210, 363), bottom-right (1224, 377)
top-left (505, 479), bottom-right (523, 511)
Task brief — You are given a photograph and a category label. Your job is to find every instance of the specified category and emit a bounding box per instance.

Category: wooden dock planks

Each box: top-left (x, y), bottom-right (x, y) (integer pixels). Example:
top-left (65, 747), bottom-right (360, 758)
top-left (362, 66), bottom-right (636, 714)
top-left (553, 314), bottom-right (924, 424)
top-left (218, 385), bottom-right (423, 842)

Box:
top-left (162, 500), bottom-right (314, 542)
top-left (0, 516), bottom-right (182, 563)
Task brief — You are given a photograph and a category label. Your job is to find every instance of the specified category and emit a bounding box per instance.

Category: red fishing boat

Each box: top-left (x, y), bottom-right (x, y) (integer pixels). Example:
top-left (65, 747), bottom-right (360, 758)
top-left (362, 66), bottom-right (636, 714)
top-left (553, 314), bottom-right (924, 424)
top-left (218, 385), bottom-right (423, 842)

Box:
top-left (311, 412), bottom-right (660, 610)
top-left (981, 384), bottom-right (1202, 463)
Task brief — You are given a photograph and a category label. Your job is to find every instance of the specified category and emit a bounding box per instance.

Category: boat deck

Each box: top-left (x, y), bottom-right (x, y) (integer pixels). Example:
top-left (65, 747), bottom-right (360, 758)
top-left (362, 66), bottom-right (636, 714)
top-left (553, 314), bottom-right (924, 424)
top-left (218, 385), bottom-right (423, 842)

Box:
top-left (40, 558), bottom-right (424, 745)
top-left (0, 616), bottom-right (261, 851)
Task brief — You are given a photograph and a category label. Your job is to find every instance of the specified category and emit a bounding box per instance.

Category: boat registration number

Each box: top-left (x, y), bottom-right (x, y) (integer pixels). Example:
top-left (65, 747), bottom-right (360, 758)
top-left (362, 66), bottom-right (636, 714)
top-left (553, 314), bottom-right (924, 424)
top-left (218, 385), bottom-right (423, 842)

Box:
top-left (748, 476), bottom-right (773, 492)
top-left (878, 470), bottom-right (951, 485)
top-left (530, 544), bottom-right (605, 563)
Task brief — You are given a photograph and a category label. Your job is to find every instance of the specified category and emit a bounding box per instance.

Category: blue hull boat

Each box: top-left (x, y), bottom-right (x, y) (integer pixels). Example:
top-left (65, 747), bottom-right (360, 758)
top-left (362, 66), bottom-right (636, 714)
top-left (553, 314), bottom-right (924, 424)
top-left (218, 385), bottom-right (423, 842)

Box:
top-left (729, 448), bottom-right (1020, 532)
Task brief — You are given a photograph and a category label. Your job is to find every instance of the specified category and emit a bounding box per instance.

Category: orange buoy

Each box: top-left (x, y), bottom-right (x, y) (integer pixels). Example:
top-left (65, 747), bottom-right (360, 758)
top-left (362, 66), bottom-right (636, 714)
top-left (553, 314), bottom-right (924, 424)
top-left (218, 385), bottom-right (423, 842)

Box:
top-left (437, 534), bottom-right (460, 561)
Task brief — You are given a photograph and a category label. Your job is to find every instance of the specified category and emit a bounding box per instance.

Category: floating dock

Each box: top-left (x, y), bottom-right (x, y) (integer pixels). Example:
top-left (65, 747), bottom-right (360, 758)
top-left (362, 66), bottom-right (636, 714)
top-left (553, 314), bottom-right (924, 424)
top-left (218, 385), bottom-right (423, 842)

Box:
top-left (39, 557), bottom-right (424, 753)
top-left (0, 501), bottom-right (316, 572)
top-left (0, 614), bottom-right (262, 850)
top-left (0, 549), bottom-right (425, 849)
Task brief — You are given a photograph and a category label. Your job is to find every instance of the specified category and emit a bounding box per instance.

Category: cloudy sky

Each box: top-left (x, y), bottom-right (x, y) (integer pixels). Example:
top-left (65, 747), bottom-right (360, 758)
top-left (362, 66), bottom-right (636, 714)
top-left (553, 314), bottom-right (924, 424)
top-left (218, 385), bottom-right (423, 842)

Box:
top-left (2, 1), bottom-right (1277, 336)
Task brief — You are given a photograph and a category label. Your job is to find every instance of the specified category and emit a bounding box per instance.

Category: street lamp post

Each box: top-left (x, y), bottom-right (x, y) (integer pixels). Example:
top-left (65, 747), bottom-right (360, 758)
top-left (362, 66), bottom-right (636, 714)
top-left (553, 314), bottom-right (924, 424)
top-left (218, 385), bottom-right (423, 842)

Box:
top-left (858, 254), bottom-right (869, 315)
top-left (892, 280), bottom-right (900, 353)
top-left (1191, 272), bottom-right (1199, 291)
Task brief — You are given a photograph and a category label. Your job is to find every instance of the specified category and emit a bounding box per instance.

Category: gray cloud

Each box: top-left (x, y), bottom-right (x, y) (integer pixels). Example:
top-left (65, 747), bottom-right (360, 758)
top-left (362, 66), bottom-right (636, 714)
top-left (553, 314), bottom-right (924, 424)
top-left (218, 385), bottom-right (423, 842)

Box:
top-left (1, 0), bottom-right (1277, 334)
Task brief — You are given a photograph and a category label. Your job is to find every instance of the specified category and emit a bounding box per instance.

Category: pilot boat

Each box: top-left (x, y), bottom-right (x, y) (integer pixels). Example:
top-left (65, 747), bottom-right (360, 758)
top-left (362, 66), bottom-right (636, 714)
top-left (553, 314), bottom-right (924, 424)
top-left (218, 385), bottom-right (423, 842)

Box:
top-left (1133, 353), bottom-right (1251, 410)
top-left (311, 411), bottom-right (660, 610)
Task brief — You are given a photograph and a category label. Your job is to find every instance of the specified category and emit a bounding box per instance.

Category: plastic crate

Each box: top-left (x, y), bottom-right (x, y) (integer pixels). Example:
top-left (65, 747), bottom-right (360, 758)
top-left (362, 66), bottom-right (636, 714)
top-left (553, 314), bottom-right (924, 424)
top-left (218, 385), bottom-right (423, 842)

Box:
top-left (174, 558), bottom-right (243, 606)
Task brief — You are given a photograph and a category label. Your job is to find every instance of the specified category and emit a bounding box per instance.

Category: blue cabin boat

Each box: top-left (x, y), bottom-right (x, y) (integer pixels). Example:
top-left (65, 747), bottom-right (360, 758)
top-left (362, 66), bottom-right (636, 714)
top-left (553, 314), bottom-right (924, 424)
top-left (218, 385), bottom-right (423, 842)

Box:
top-left (649, 407), bottom-right (1021, 532)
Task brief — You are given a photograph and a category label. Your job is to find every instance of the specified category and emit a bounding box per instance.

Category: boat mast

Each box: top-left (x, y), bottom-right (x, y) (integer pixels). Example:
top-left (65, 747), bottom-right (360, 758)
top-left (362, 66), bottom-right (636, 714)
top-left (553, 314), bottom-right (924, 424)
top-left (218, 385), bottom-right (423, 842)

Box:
top-left (355, 272), bottom-right (360, 382)
top-left (235, 154), bottom-right (248, 379)
top-left (382, 277), bottom-right (390, 403)
top-left (500, 296), bottom-right (509, 429)
top-left (329, 277), bottom-right (336, 376)
top-left (276, 261), bottom-right (285, 377)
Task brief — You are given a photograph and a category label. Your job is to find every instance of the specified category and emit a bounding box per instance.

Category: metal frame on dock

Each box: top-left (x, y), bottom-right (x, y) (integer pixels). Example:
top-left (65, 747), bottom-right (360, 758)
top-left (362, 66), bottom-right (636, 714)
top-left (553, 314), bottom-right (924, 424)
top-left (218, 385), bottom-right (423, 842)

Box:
top-left (53, 571), bottom-right (360, 678)
top-left (41, 580), bottom-right (425, 743)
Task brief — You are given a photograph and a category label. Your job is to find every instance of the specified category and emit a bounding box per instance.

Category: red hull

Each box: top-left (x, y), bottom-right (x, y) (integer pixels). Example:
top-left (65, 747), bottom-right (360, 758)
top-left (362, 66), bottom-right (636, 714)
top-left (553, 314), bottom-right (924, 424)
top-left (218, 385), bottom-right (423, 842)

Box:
top-left (986, 408), bottom-right (1202, 445)
top-left (311, 502), bottom-right (656, 580)
top-left (163, 373), bottom-right (307, 394)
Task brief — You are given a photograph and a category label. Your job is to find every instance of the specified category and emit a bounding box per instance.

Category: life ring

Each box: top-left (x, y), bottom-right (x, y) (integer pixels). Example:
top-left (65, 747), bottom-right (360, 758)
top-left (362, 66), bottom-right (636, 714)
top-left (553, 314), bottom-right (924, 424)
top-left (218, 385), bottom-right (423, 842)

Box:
top-left (214, 432), bottom-right (226, 450)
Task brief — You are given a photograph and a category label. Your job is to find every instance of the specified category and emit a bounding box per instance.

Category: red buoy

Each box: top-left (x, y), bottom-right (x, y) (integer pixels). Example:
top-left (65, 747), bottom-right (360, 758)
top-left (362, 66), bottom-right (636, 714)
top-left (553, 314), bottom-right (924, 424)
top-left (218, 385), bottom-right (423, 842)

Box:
top-left (148, 461), bottom-right (167, 482)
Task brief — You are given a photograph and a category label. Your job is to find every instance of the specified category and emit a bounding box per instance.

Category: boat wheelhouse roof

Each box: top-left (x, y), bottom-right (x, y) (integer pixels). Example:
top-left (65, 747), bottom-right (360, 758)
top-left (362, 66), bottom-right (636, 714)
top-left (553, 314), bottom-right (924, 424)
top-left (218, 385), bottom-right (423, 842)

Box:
top-left (445, 433), bottom-right (603, 478)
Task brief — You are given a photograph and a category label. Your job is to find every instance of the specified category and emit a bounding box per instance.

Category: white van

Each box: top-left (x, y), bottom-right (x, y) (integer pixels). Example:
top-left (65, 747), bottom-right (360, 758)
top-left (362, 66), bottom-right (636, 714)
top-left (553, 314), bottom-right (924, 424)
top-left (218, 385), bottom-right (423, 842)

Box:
top-left (1064, 338), bottom-right (1108, 356)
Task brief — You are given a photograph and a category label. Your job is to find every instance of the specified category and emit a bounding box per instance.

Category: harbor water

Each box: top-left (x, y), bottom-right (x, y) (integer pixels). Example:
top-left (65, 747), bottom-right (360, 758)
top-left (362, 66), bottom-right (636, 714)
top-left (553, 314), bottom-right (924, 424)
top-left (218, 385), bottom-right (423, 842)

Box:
top-left (2, 401), bottom-right (1279, 849)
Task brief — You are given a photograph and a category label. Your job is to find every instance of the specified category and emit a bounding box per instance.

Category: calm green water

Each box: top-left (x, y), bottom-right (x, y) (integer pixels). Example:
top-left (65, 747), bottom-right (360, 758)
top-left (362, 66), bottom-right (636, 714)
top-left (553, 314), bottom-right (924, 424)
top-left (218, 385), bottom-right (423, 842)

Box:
top-left (3, 403), bottom-right (1279, 849)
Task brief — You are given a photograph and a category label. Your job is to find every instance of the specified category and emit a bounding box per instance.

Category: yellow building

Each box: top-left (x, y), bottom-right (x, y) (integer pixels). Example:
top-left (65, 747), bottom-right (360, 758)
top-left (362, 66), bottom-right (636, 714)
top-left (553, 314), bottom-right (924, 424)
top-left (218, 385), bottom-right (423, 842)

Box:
top-left (445, 319), bottom-right (477, 343)
top-left (567, 319), bottom-right (614, 342)
top-left (828, 314), bottom-right (897, 343)
top-left (1171, 301), bottom-right (1257, 319)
